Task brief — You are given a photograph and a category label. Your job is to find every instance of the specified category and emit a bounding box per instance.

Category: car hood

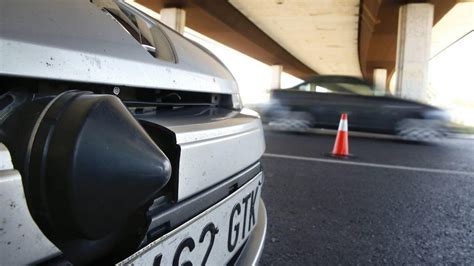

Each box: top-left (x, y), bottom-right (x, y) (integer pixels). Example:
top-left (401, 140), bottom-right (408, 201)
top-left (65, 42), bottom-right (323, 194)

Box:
top-left (0, 0), bottom-right (238, 95)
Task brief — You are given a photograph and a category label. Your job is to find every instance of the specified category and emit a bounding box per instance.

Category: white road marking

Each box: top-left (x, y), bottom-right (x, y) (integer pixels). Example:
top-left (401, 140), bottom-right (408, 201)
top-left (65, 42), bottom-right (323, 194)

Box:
top-left (263, 125), bottom-right (400, 140)
top-left (263, 153), bottom-right (474, 176)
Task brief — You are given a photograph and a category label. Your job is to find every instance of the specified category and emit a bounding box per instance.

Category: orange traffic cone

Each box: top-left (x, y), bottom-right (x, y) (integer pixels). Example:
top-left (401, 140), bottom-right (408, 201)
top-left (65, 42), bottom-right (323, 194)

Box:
top-left (331, 113), bottom-right (351, 158)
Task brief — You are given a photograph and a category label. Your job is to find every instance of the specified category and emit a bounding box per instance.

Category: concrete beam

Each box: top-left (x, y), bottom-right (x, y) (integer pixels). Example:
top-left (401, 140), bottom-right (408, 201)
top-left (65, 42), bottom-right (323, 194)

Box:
top-left (373, 68), bottom-right (387, 95)
top-left (395, 3), bottom-right (434, 101)
top-left (270, 65), bottom-right (283, 89)
top-left (160, 8), bottom-right (186, 34)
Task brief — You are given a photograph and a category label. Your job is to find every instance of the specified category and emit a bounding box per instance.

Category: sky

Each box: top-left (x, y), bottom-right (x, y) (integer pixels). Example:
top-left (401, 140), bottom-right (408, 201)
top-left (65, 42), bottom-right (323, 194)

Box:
top-left (428, 31), bottom-right (474, 126)
top-left (427, 2), bottom-right (474, 126)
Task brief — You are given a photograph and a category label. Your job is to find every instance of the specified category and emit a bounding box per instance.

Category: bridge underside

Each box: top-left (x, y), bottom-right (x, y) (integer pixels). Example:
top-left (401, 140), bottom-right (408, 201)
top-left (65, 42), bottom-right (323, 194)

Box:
top-left (135, 0), bottom-right (461, 83)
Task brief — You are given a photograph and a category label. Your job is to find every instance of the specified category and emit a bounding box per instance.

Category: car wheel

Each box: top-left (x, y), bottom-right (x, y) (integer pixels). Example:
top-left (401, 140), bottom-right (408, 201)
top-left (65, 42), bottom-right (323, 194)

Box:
top-left (395, 119), bottom-right (446, 142)
top-left (268, 112), bottom-right (313, 132)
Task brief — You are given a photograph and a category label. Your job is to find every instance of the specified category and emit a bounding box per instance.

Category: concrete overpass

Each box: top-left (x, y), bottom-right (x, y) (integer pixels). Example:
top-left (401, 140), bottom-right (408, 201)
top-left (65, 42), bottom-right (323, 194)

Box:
top-left (132, 0), bottom-right (472, 103)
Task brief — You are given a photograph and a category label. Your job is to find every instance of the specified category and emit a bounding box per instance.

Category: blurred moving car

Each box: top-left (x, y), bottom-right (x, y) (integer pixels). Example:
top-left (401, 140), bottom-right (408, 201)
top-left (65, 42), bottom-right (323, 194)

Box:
top-left (258, 75), bottom-right (450, 141)
top-left (0, 0), bottom-right (266, 264)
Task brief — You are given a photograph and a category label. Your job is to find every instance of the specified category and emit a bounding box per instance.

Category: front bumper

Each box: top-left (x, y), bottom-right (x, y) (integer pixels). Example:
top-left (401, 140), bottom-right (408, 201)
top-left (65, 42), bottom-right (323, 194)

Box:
top-left (236, 199), bottom-right (267, 265)
top-left (117, 171), bottom-right (266, 265)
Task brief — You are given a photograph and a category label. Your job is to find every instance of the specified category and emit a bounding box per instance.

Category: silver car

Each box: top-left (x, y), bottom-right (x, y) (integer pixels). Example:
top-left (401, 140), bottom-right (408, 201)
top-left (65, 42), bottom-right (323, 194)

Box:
top-left (0, 0), bottom-right (266, 264)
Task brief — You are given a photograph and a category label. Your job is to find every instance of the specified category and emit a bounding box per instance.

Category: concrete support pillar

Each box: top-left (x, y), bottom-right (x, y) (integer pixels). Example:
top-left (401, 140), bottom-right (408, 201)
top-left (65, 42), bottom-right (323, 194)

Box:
top-left (160, 8), bottom-right (186, 34)
top-left (373, 68), bottom-right (387, 95)
top-left (270, 65), bottom-right (283, 89)
top-left (395, 3), bottom-right (434, 102)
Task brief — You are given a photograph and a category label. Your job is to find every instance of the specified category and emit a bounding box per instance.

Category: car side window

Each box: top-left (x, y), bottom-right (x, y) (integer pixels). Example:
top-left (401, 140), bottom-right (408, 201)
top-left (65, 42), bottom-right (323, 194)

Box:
top-left (297, 83), bottom-right (332, 93)
top-left (297, 83), bottom-right (312, 92)
top-left (315, 85), bottom-right (331, 93)
top-left (297, 83), bottom-right (334, 93)
top-left (327, 83), bottom-right (374, 96)
top-left (302, 82), bottom-right (375, 96)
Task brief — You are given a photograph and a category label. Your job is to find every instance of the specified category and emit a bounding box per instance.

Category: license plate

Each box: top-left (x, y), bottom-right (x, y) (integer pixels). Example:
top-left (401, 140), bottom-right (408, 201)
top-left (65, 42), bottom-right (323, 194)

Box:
top-left (118, 173), bottom-right (263, 265)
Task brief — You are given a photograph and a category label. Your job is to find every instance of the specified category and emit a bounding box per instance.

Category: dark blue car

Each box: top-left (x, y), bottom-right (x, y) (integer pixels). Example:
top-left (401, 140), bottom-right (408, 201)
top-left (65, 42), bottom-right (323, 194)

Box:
top-left (258, 75), bottom-right (450, 141)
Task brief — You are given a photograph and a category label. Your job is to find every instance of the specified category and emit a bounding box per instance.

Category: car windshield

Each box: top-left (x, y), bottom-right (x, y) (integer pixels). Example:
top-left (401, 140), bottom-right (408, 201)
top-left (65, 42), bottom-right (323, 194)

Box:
top-left (296, 81), bottom-right (375, 96)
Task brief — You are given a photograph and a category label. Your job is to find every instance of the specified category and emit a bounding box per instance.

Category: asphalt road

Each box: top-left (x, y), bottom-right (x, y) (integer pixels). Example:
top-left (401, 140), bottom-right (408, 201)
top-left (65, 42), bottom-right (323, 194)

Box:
top-left (260, 130), bottom-right (474, 265)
